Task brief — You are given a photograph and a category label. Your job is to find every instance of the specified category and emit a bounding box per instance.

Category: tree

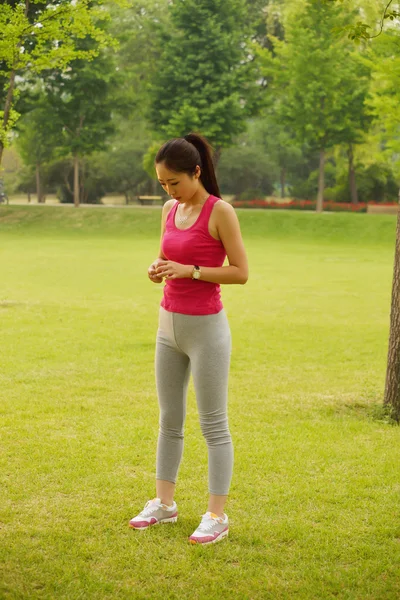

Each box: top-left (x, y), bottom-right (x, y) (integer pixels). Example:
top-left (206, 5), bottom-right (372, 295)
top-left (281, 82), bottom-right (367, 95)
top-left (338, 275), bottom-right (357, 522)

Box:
top-left (366, 28), bottom-right (400, 420)
top-left (15, 96), bottom-right (60, 202)
top-left (245, 114), bottom-right (303, 198)
top-left (385, 187), bottom-right (400, 422)
top-left (323, 0), bottom-right (400, 40)
top-left (320, 1), bottom-right (400, 419)
top-left (147, 0), bottom-right (260, 165)
top-left (258, 0), bottom-right (376, 211)
top-left (93, 117), bottom-right (157, 203)
top-left (107, 0), bottom-right (171, 123)
top-left (41, 47), bottom-right (119, 206)
top-left (0, 0), bottom-right (115, 167)
top-left (216, 141), bottom-right (275, 199)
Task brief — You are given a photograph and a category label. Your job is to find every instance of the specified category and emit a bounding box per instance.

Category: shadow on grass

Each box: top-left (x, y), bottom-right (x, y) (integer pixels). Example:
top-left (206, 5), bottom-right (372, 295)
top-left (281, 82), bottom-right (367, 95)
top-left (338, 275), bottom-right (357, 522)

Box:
top-left (331, 398), bottom-right (399, 426)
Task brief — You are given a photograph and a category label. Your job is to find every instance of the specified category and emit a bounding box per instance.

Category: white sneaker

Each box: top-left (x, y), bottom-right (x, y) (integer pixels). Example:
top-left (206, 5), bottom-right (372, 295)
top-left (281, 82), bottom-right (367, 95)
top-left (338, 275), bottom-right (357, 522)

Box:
top-left (189, 511), bottom-right (229, 545)
top-left (129, 498), bottom-right (178, 529)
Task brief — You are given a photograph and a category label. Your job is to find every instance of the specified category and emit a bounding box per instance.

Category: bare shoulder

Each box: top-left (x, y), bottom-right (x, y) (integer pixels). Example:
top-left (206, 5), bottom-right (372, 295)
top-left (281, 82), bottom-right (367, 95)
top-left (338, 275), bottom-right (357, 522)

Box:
top-left (213, 199), bottom-right (239, 224)
top-left (214, 198), bottom-right (235, 212)
top-left (161, 199), bottom-right (176, 225)
top-left (163, 198), bottom-right (176, 215)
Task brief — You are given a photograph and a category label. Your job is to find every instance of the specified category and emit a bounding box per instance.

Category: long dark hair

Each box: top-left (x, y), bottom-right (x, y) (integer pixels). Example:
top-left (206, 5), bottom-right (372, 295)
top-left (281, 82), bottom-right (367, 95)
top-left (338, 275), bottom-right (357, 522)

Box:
top-left (155, 132), bottom-right (222, 199)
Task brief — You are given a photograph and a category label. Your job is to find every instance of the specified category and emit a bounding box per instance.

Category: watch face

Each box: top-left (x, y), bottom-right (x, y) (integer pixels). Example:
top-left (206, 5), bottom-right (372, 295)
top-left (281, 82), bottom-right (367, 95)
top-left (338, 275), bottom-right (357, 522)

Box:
top-left (194, 270), bottom-right (200, 279)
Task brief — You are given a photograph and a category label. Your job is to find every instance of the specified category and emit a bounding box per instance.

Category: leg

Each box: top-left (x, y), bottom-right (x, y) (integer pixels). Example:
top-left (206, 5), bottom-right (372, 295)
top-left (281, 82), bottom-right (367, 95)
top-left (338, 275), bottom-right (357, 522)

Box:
top-left (155, 330), bottom-right (191, 503)
top-left (189, 312), bottom-right (233, 517)
top-left (207, 494), bottom-right (228, 518)
top-left (156, 480), bottom-right (176, 507)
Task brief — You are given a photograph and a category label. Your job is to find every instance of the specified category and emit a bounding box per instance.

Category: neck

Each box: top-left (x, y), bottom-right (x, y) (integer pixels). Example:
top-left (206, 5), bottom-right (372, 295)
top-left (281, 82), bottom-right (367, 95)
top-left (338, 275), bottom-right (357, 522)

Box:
top-left (184, 189), bottom-right (210, 208)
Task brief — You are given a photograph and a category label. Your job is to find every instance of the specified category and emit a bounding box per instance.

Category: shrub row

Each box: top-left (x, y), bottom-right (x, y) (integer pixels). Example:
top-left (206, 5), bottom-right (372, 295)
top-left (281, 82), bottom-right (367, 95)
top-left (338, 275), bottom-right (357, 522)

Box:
top-left (231, 199), bottom-right (398, 212)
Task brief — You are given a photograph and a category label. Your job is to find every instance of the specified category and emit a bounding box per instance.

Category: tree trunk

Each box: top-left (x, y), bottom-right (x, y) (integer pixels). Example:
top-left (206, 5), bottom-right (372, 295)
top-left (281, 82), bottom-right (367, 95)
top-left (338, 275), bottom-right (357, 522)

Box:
top-left (36, 163), bottom-right (45, 203)
top-left (280, 167), bottom-right (286, 198)
top-left (27, 192), bottom-right (31, 203)
top-left (74, 154), bottom-right (80, 207)
top-left (316, 148), bottom-right (325, 213)
top-left (348, 144), bottom-right (358, 205)
top-left (0, 69), bottom-right (17, 168)
top-left (383, 188), bottom-right (400, 422)
top-left (213, 146), bottom-right (222, 168)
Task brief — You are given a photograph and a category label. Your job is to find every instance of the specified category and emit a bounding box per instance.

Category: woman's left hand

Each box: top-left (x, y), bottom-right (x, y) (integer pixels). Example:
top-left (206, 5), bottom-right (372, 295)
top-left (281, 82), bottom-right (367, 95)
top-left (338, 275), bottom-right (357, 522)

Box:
top-left (156, 260), bottom-right (191, 280)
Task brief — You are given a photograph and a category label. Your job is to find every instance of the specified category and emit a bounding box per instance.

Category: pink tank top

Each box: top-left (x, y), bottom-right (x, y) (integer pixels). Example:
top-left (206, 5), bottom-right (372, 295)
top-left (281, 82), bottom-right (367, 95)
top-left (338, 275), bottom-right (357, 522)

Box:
top-left (161, 194), bottom-right (226, 315)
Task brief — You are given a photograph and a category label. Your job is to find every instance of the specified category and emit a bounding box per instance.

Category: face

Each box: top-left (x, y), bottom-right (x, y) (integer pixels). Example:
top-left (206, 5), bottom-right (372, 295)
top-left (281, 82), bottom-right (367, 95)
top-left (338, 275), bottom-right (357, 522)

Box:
top-left (155, 162), bottom-right (201, 203)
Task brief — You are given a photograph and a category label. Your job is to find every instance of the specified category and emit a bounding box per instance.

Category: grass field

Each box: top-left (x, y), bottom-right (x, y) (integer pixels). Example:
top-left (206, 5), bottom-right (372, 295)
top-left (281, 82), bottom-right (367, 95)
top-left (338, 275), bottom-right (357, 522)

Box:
top-left (1, 205), bottom-right (399, 599)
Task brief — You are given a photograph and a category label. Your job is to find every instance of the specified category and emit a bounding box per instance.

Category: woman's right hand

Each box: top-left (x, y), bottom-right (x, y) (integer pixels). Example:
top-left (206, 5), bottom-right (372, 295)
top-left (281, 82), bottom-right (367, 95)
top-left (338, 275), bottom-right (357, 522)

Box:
top-left (148, 258), bottom-right (164, 284)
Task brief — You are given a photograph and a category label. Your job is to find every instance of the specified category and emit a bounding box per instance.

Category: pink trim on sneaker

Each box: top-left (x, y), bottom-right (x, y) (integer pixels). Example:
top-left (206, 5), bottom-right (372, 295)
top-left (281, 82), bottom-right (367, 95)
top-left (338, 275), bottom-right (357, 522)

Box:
top-left (129, 517), bottom-right (158, 529)
top-left (189, 526), bottom-right (229, 544)
top-left (129, 511), bottom-right (178, 529)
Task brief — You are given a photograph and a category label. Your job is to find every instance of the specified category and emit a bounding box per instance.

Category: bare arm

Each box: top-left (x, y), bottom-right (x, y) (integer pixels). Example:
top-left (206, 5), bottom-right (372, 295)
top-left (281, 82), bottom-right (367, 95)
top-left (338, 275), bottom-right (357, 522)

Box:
top-left (195, 201), bottom-right (248, 284)
top-left (148, 199), bottom-right (175, 283)
top-left (159, 199), bottom-right (175, 258)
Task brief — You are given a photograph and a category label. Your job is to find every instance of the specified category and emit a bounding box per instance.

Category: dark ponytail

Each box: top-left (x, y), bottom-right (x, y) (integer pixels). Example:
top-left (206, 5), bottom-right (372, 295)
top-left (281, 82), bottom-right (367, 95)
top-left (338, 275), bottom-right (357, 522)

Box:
top-left (155, 132), bottom-right (222, 199)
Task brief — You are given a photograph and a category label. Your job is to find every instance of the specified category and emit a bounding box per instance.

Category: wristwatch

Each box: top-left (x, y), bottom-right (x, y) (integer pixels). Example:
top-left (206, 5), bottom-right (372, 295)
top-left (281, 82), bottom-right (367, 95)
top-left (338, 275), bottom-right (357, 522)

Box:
top-left (192, 265), bottom-right (201, 280)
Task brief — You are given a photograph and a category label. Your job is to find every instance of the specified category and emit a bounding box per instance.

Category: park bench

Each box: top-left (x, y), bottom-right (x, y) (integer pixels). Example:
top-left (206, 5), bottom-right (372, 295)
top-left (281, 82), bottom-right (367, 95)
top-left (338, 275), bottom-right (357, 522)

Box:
top-left (136, 195), bottom-right (166, 205)
top-left (367, 204), bottom-right (398, 215)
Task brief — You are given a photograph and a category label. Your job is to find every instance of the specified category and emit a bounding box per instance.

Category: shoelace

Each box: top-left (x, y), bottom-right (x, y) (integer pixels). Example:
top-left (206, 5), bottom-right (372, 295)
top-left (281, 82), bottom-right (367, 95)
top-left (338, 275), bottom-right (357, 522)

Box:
top-left (140, 499), bottom-right (172, 517)
top-left (140, 499), bottom-right (160, 517)
top-left (198, 514), bottom-right (223, 532)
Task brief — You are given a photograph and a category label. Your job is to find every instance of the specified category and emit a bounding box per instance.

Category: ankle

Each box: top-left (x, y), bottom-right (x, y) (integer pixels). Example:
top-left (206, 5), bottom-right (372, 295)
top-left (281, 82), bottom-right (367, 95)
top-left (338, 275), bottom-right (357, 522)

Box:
top-left (161, 498), bottom-right (174, 507)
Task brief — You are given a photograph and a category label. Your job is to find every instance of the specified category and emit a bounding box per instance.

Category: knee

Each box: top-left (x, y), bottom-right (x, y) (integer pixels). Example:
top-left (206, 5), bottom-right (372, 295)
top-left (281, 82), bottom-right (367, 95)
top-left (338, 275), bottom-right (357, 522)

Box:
top-left (159, 414), bottom-right (184, 439)
top-left (199, 415), bottom-right (232, 447)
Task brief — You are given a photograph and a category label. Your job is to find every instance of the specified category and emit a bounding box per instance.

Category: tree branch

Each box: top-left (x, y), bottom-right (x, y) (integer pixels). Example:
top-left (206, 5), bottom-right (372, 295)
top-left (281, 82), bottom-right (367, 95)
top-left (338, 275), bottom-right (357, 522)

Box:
top-left (369, 0), bottom-right (394, 39)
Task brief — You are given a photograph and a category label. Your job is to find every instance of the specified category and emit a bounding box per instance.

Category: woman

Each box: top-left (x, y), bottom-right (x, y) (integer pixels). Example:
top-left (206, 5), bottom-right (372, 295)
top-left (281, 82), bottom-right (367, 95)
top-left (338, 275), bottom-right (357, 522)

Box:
top-left (129, 132), bottom-right (248, 545)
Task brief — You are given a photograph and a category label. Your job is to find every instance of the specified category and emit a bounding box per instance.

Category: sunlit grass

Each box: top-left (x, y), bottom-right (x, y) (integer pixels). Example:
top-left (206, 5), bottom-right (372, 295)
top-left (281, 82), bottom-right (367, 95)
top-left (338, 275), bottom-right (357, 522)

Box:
top-left (0, 206), bottom-right (399, 599)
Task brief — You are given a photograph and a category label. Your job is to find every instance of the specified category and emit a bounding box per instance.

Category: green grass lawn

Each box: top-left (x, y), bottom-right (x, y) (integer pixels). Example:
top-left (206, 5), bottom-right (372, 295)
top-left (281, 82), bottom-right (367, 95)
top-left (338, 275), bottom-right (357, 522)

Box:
top-left (0, 206), bottom-right (399, 599)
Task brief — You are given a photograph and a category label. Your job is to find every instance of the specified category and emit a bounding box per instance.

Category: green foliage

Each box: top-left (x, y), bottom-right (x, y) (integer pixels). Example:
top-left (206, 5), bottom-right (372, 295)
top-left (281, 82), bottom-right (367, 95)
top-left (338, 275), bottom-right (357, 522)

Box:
top-left (42, 45), bottom-right (119, 158)
top-left (0, 0), bottom-right (118, 152)
top-left (291, 160), bottom-right (337, 199)
top-left (143, 140), bottom-right (163, 181)
top-left (326, 162), bottom-right (399, 203)
top-left (322, 0), bottom-right (398, 40)
top-left (45, 156), bottom-right (106, 204)
top-left (3, 0), bottom-right (400, 205)
top-left (366, 30), bottom-right (400, 178)
top-left (216, 143), bottom-right (275, 198)
top-left (147, 0), bottom-right (258, 149)
top-left (95, 120), bottom-right (157, 200)
top-left (254, 0), bottom-right (378, 206)
top-left (0, 107), bottom-right (19, 147)
top-left (15, 97), bottom-right (59, 166)
top-left (0, 1), bottom-right (114, 75)
top-left (261, 1), bottom-right (371, 152)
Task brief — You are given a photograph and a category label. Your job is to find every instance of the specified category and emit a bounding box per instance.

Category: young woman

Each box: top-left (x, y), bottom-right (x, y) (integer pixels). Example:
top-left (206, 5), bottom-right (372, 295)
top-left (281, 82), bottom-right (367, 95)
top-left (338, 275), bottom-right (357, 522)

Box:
top-left (129, 132), bottom-right (248, 545)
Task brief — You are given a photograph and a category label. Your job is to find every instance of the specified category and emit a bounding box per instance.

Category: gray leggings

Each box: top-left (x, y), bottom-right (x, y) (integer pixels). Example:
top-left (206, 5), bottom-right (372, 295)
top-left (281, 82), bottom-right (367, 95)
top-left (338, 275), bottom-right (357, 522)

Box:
top-left (155, 306), bottom-right (233, 495)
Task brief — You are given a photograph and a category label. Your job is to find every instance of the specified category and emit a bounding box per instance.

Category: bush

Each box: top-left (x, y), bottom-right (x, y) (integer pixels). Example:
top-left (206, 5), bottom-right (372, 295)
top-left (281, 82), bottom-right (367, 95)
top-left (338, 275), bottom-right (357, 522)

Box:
top-left (357, 163), bottom-right (398, 203)
top-left (217, 145), bottom-right (275, 198)
top-left (325, 162), bottom-right (398, 203)
top-left (236, 189), bottom-right (266, 201)
top-left (290, 161), bottom-right (336, 200)
top-left (231, 199), bottom-right (368, 212)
